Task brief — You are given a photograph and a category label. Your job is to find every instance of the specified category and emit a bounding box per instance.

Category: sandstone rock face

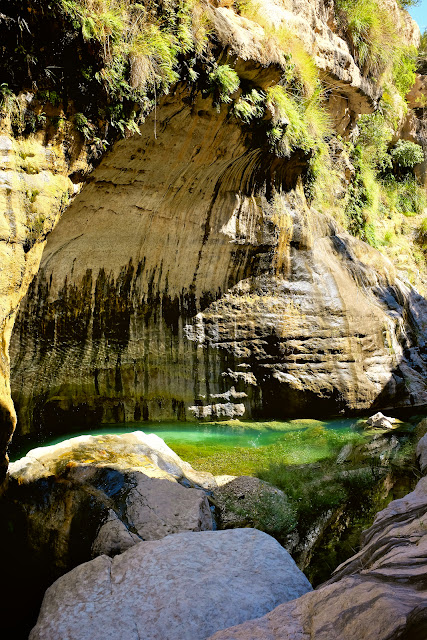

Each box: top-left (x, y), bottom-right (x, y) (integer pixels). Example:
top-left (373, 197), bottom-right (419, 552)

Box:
top-left (1, 0), bottom-right (424, 459)
top-left (7, 432), bottom-right (214, 575)
top-left (208, 475), bottom-right (427, 640)
top-left (9, 84), bottom-right (427, 435)
top-left (0, 127), bottom-right (87, 484)
top-left (29, 528), bottom-right (312, 640)
top-left (208, 577), bottom-right (427, 640)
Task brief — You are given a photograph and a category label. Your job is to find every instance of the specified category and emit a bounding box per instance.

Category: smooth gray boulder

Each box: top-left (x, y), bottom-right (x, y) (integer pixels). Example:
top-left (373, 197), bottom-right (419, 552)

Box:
top-left (29, 528), bottom-right (312, 640)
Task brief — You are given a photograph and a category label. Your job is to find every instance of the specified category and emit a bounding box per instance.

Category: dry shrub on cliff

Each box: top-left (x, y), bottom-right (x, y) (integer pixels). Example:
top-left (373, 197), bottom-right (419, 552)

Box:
top-left (335, 0), bottom-right (412, 83)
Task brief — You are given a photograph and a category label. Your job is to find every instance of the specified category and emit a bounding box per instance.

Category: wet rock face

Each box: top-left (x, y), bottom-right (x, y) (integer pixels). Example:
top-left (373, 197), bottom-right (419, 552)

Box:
top-left (0, 0), bottom-right (421, 466)
top-left (29, 528), bottom-right (312, 640)
top-left (9, 85), bottom-right (427, 435)
top-left (0, 131), bottom-right (82, 483)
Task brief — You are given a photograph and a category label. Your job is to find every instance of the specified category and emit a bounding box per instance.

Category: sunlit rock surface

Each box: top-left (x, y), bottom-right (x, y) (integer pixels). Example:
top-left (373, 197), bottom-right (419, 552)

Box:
top-left (10, 85), bottom-right (427, 438)
top-left (7, 432), bottom-right (216, 577)
top-left (0, 129), bottom-right (86, 483)
top-left (29, 528), bottom-right (312, 640)
top-left (0, 0), bottom-right (420, 475)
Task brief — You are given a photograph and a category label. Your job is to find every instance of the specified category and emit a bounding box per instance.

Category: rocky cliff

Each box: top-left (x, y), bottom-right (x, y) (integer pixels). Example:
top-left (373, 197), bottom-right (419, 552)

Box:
top-left (9, 84), bottom-right (427, 435)
top-left (0, 0), bottom-right (425, 475)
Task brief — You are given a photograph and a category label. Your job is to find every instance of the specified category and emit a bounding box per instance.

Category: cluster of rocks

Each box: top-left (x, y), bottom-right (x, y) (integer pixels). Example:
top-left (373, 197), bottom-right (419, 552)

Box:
top-left (7, 432), bottom-right (311, 639)
top-left (5, 427), bottom-right (427, 638)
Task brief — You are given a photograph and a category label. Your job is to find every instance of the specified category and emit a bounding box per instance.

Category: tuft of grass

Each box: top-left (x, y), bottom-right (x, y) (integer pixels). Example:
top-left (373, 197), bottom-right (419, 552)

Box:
top-left (335, 0), bottom-right (398, 79)
top-left (390, 140), bottom-right (425, 170)
top-left (208, 64), bottom-right (240, 105)
top-left (233, 88), bottom-right (265, 123)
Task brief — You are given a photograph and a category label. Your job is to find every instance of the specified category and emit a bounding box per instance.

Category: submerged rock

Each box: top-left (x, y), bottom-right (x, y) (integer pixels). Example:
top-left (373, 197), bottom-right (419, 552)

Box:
top-left (29, 528), bottom-right (312, 640)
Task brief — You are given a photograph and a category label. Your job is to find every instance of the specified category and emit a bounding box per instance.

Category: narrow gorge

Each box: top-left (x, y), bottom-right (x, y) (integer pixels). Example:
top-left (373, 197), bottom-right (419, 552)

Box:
top-left (1, 0), bottom-right (427, 638)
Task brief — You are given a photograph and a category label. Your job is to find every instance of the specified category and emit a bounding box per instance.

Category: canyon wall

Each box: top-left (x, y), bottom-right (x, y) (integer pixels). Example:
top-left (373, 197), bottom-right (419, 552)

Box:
top-left (10, 84), bottom-right (427, 436)
top-left (0, 0), bottom-right (424, 464)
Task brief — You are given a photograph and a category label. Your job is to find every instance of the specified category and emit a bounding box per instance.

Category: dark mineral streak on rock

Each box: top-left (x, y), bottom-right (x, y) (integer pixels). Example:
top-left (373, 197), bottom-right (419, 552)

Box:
top-left (9, 86), bottom-right (427, 435)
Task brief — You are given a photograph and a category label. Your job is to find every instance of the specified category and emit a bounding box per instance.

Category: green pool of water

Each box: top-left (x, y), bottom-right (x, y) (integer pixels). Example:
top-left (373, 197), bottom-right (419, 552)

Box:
top-left (11, 417), bottom-right (370, 475)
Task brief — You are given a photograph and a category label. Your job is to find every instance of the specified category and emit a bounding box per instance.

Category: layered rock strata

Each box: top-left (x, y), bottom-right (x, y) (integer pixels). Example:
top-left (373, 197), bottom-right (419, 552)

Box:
top-left (10, 84), bottom-right (427, 434)
top-left (0, 0), bottom-right (422, 466)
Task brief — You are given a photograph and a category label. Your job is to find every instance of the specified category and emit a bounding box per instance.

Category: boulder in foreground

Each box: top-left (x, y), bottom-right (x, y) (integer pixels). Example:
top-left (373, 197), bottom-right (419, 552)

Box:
top-left (29, 528), bottom-right (312, 640)
top-left (6, 432), bottom-right (215, 577)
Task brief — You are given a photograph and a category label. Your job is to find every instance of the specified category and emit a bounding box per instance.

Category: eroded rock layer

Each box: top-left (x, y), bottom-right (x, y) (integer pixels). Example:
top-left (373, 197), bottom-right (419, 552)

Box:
top-left (10, 84), bottom-right (427, 433)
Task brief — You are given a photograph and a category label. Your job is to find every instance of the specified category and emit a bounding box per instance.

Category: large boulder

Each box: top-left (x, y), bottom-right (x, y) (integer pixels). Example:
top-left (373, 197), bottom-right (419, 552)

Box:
top-left (366, 412), bottom-right (396, 429)
top-left (9, 430), bottom-right (218, 489)
top-left (5, 432), bottom-right (216, 582)
top-left (1, 432), bottom-right (217, 638)
top-left (208, 577), bottom-right (427, 640)
top-left (29, 528), bottom-right (312, 640)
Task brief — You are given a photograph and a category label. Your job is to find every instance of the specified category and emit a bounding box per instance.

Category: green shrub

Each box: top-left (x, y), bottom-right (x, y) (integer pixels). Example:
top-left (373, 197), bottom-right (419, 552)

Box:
top-left (233, 89), bottom-right (265, 123)
top-left (417, 217), bottom-right (427, 244)
top-left (265, 85), bottom-right (330, 156)
top-left (56, 0), bottom-right (213, 138)
top-left (356, 112), bottom-right (392, 170)
top-left (208, 64), bottom-right (240, 104)
top-left (390, 140), bottom-right (424, 169)
top-left (394, 176), bottom-right (427, 216)
top-left (256, 464), bottom-right (348, 528)
top-left (392, 47), bottom-right (417, 98)
top-left (74, 112), bottom-right (95, 140)
top-left (228, 489), bottom-right (298, 538)
top-left (335, 0), bottom-right (397, 77)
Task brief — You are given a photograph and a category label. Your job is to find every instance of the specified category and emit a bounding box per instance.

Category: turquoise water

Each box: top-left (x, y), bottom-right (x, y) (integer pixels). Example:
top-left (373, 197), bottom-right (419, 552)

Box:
top-left (11, 417), bottom-right (364, 461)
top-left (10, 414), bottom-right (420, 475)
top-left (125, 417), bottom-right (364, 447)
